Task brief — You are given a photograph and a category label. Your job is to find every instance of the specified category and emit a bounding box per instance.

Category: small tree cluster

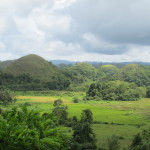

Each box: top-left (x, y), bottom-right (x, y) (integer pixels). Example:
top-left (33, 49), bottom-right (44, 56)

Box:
top-left (71, 109), bottom-right (97, 150)
top-left (52, 99), bottom-right (68, 125)
top-left (72, 97), bottom-right (80, 103)
top-left (127, 129), bottom-right (150, 150)
top-left (86, 80), bottom-right (146, 101)
top-left (0, 89), bottom-right (16, 106)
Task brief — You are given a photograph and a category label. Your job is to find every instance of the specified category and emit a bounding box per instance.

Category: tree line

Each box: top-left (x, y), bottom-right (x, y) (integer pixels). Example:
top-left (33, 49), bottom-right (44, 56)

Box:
top-left (85, 80), bottom-right (147, 101)
top-left (1, 63), bottom-right (150, 92)
top-left (0, 72), bottom-right (70, 91)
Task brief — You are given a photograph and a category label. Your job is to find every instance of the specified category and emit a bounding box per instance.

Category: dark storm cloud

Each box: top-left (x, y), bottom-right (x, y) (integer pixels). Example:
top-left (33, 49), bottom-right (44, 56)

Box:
top-left (61, 0), bottom-right (150, 54)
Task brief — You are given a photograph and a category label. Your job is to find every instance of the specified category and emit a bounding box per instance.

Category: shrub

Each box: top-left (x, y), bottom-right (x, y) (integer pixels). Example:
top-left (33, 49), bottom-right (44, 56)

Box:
top-left (53, 99), bottom-right (63, 107)
top-left (72, 97), bottom-right (79, 103)
top-left (0, 89), bottom-right (16, 106)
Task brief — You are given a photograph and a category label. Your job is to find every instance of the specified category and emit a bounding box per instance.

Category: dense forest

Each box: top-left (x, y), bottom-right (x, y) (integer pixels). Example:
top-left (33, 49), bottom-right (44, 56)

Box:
top-left (85, 81), bottom-right (146, 101)
top-left (1, 55), bottom-right (150, 101)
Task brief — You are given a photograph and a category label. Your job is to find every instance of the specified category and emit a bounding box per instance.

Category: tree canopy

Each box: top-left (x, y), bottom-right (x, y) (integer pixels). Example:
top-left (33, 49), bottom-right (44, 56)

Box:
top-left (86, 80), bottom-right (146, 101)
top-left (0, 89), bottom-right (16, 105)
top-left (0, 105), bottom-right (70, 150)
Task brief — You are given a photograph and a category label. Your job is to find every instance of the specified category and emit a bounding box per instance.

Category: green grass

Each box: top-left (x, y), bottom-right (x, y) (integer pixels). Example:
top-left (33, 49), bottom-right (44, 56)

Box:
top-left (16, 90), bottom-right (85, 100)
top-left (1, 90), bottom-right (150, 149)
top-left (67, 104), bottom-right (145, 125)
top-left (94, 124), bottom-right (141, 149)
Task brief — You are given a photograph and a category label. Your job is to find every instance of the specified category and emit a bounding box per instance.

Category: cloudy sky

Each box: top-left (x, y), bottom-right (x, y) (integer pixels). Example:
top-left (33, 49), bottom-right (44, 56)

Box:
top-left (1, 0), bottom-right (150, 62)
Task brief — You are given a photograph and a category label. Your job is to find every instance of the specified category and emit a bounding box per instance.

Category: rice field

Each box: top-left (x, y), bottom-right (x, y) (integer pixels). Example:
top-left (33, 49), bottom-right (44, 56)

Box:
top-left (2, 90), bottom-right (150, 149)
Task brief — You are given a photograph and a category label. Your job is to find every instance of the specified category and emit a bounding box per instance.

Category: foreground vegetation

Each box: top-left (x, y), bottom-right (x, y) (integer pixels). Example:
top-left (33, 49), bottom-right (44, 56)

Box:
top-left (0, 105), bottom-right (70, 150)
top-left (1, 90), bottom-right (150, 149)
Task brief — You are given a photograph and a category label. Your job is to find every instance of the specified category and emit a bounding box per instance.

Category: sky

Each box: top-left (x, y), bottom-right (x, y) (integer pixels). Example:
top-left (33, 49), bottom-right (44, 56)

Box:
top-left (1, 0), bottom-right (150, 62)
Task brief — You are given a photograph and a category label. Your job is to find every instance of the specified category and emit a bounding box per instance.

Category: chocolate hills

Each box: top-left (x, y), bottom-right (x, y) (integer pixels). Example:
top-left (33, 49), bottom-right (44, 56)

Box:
top-left (0, 60), bottom-right (14, 70)
top-left (5, 54), bottom-right (59, 81)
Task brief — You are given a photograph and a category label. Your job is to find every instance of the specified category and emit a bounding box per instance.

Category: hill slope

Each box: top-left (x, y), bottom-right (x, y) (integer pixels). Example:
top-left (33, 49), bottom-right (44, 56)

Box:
top-left (0, 60), bottom-right (14, 70)
top-left (5, 54), bottom-right (59, 81)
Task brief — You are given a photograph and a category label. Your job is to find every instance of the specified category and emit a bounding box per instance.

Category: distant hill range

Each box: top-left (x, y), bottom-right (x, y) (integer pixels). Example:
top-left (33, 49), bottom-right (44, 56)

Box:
top-left (0, 60), bottom-right (15, 70)
top-left (49, 60), bottom-right (150, 67)
top-left (50, 60), bottom-right (76, 65)
top-left (0, 55), bottom-right (150, 71)
top-left (4, 54), bottom-right (59, 81)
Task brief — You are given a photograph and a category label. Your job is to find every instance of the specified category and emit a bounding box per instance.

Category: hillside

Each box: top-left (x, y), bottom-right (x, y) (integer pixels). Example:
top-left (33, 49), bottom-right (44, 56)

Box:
top-left (70, 62), bottom-right (96, 79)
top-left (0, 60), bottom-right (14, 70)
top-left (98, 65), bottom-right (119, 74)
top-left (5, 54), bottom-right (59, 81)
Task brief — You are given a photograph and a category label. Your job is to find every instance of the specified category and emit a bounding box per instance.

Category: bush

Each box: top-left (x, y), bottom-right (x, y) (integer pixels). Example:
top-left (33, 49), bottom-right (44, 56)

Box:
top-left (52, 99), bottom-right (68, 125)
top-left (128, 129), bottom-right (150, 150)
top-left (53, 99), bottom-right (63, 107)
top-left (146, 86), bottom-right (150, 98)
top-left (72, 97), bottom-right (79, 103)
top-left (24, 102), bottom-right (31, 106)
top-left (0, 89), bottom-right (16, 105)
top-left (107, 135), bottom-right (120, 150)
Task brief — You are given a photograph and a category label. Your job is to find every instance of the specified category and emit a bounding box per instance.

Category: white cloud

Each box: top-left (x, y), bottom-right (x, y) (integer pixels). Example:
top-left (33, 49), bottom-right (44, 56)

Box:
top-left (32, 7), bottom-right (73, 33)
top-left (14, 16), bottom-right (46, 43)
top-left (82, 33), bottom-right (128, 55)
top-left (47, 41), bottom-right (83, 55)
top-left (0, 0), bottom-right (150, 62)
top-left (52, 0), bottom-right (77, 11)
top-left (0, 17), bottom-right (7, 34)
top-left (0, 42), bottom-right (5, 50)
top-left (0, 52), bottom-right (19, 61)
top-left (83, 33), bottom-right (118, 49)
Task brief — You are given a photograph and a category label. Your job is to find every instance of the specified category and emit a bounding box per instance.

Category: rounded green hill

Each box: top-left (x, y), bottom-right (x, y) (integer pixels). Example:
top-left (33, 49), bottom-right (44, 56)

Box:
top-left (5, 54), bottom-right (59, 81)
top-left (98, 64), bottom-right (119, 75)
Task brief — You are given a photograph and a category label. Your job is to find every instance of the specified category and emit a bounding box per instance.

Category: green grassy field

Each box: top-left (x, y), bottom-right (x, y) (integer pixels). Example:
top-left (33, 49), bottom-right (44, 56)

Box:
top-left (1, 90), bottom-right (150, 149)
